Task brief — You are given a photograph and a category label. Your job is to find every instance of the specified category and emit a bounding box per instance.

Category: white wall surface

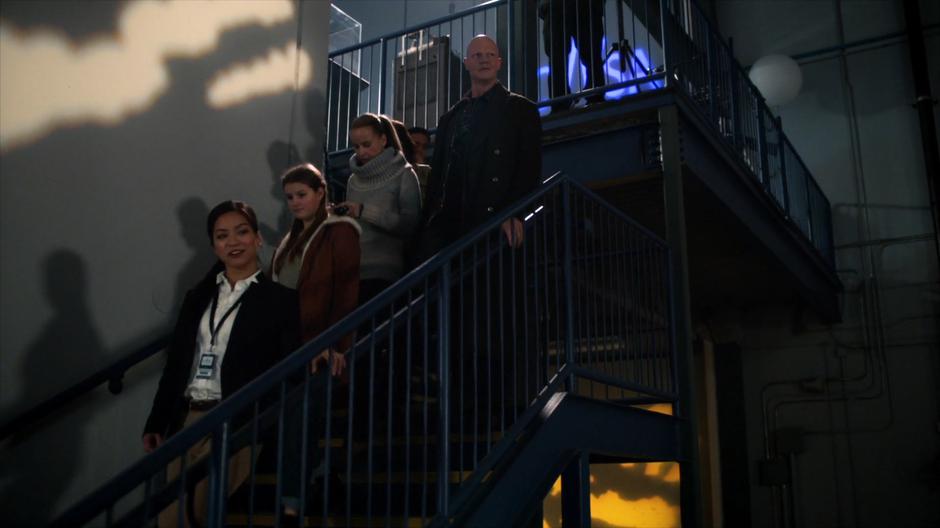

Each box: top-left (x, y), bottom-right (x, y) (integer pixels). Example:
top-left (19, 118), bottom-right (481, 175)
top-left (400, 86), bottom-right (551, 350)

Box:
top-left (0, 0), bottom-right (330, 523)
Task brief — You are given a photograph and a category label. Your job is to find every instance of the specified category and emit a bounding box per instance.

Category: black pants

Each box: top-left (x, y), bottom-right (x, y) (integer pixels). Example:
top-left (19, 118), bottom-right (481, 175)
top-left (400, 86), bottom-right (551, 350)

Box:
top-left (281, 375), bottom-right (331, 509)
top-left (541, 0), bottom-right (606, 110)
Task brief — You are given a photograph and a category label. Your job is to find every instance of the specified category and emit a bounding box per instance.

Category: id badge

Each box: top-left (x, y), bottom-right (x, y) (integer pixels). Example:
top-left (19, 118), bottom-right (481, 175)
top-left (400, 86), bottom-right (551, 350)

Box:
top-left (195, 353), bottom-right (217, 379)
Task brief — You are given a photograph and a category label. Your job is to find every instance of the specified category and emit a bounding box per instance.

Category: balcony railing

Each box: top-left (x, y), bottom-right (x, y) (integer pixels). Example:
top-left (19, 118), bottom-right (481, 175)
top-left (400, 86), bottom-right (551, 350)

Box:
top-left (326, 0), bottom-right (834, 267)
top-left (660, 0), bottom-right (835, 266)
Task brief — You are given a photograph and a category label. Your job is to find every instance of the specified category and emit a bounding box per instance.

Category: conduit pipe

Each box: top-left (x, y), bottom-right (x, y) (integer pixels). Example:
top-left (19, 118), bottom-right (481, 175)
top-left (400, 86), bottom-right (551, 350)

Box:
top-left (902, 0), bottom-right (940, 274)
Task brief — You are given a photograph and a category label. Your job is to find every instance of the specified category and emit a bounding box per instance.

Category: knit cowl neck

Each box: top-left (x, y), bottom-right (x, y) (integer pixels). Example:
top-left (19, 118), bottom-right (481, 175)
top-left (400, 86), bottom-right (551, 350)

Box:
top-left (349, 147), bottom-right (411, 188)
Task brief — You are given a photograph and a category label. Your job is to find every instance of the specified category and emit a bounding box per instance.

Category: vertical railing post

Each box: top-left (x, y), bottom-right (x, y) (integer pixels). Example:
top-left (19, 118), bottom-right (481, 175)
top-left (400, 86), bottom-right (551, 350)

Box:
top-left (207, 423), bottom-right (229, 528)
top-left (728, 38), bottom-right (741, 149)
top-left (325, 52), bottom-right (334, 152)
top-left (377, 37), bottom-right (388, 115)
top-left (506, 0), bottom-right (513, 91)
top-left (778, 118), bottom-right (790, 217)
top-left (825, 199), bottom-right (836, 267)
top-left (804, 162), bottom-right (813, 243)
top-left (756, 102), bottom-right (769, 187)
top-left (560, 452), bottom-right (591, 528)
top-left (616, 0), bottom-right (626, 75)
top-left (562, 181), bottom-right (577, 392)
top-left (705, 21), bottom-right (717, 123)
top-left (659, 0), bottom-right (671, 88)
top-left (437, 263), bottom-right (451, 517)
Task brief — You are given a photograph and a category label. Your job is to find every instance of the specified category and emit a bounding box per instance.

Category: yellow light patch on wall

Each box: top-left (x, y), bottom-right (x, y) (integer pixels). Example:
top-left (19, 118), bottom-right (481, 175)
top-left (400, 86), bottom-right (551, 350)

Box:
top-left (644, 462), bottom-right (664, 477)
top-left (0, 0), bottom-right (293, 152)
top-left (663, 463), bottom-right (680, 483)
top-left (549, 475), bottom-right (562, 497)
top-left (591, 491), bottom-right (679, 528)
top-left (206, 42), bottom-right (311, 109)
top-left (544, 462), bottom-right (681, 528)
top-left (640, 403), bottom-right (674, 416)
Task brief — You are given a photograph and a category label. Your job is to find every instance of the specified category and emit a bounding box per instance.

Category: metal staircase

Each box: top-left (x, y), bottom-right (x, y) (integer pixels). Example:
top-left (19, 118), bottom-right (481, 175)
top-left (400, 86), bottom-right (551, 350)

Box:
top-left (52, 173), bottom-right (684, 527)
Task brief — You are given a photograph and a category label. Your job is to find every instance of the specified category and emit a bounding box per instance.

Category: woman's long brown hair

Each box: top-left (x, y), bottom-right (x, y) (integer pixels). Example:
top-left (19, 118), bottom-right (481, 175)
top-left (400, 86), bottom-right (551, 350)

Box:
top-left (273, 163), bottom-right (328, 275)
top-left (350, 113), bottom-right (402, 153)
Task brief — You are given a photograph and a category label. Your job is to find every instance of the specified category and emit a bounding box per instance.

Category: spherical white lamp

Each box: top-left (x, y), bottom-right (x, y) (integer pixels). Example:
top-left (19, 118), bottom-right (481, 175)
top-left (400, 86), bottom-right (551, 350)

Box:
top-left (748, 54), bottom-right (803, 107)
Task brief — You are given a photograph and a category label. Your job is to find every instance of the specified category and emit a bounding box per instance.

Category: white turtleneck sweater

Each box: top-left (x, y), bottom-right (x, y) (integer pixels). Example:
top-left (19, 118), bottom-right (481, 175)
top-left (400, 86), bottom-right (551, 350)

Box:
top-left (347, 147), bottom-right (422, 282)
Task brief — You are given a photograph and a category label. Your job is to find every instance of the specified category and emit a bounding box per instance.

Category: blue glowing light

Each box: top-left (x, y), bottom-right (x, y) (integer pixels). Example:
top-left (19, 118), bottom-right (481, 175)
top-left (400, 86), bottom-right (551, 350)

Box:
top-left (602, 40), bottom-right (664, 100)
top-left (538, 38), bottom-right (663, 113)
top-left (567, 37), bottom-right (588, 93)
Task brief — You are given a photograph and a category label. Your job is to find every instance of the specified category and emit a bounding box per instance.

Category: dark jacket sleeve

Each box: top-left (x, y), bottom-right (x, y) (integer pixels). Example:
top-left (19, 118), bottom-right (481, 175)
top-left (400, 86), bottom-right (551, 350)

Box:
top-left (424, 112), bottom-right (452, 224)
top-left (329, 223), bottom-right (361, 353)
top-left (279, 288), bottom-right (302, 360)
top-left (143, 289), bottom-right (199, 436)
top-left (509, 96), bottom-right (543, 206)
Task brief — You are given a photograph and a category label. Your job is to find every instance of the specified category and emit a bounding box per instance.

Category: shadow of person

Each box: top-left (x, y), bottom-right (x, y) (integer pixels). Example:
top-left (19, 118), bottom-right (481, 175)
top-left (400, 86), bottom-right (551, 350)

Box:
top-left (168, 197), bottom-right (217, 316)
top-left (301, 84), bottom-right (326, 167)
top-left (0, 10), bottom-right (310, 522)
top-left (261, 140), bottom-right (300, 247)
top-left (0, 250), bottom-right (107, 525)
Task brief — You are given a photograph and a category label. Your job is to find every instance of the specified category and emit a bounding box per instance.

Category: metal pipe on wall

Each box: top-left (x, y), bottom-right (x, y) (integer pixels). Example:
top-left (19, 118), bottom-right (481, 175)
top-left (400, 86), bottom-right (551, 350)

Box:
top-left (901, 0), bottom-right (940, 280)
top-left (755, 2), bottom-right (901, 524)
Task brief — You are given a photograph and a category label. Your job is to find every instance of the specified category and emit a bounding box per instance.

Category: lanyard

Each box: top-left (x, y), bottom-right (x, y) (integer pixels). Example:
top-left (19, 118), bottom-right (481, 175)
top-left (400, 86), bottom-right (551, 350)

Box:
top-left (208, 283), bottom-right (250, 347)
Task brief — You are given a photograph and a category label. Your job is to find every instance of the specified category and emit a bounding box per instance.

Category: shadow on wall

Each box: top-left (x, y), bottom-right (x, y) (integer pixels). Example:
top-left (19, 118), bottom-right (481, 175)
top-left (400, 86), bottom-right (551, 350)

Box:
top-left (166, 196), bottom-right (217, 315)
top-left (0, 250), bottom-right (107, 525)
top-left (263, 86), bottom-right (328, 246)
top-left (0, 0), bottom-right (123, 42)
top-left (0, 1), bottom-right (329, 521)
top-left (263, 140), bottom-right (301, 246)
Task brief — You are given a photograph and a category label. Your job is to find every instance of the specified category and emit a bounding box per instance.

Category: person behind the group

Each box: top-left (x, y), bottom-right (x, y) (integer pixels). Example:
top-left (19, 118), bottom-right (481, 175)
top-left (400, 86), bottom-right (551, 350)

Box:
top-left (270, 162), bottom-right (361, 518)
top-left (392, 119), bottom-right (417, 166)
top-left (421, 34), bottom-right (542, 255)
top-left (392, 119), bottom-right (432, 206)
top-left (335, 113), bottom-right (422, 305)
top-left (407, 126), bottom-right (431, 165)
top-left (143, 200), bottom-right (300, 528)
top-left (539, 0), bottom-right (606, 113)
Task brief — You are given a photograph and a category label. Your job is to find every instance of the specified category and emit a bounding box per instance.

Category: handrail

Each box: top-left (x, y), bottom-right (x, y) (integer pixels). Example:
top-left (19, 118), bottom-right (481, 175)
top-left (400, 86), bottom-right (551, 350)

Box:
top-left (328, 0), bottom-right (506, 58)
top-left (0, 333), bottom-right (170, 442)
top-left (54, 170), bottom-right (677, 526)
top-left (655, 0), bottom-right (835, 268)
top-left (52, 172), bottom-right (558, 526)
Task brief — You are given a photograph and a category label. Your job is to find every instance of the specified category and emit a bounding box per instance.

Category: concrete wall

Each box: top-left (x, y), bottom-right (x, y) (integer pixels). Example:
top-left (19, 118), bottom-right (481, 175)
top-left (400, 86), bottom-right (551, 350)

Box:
top-left (713, 0), bottom-right (940, 526)
top-left (0, 0), bottom-right (329, 523)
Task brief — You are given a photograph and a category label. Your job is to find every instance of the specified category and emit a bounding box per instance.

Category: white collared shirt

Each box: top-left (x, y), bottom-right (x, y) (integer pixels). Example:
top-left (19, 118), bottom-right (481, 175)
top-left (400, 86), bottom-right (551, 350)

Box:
top-left (184, 270), bottom-right (261, 401)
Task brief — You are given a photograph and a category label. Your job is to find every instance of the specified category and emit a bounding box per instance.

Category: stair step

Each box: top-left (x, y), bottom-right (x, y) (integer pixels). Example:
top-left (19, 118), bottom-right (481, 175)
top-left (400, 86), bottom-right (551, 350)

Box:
top-left (226, 513), bottom-right (426, 527)
top-left (301, 431), bottom-right (505, 451)
top-left (248, 433), bottom-right (503, 476)
top-left (245, 470), bottom-right (479, 487)
top-left (341, 470), bottom-right (477, 484)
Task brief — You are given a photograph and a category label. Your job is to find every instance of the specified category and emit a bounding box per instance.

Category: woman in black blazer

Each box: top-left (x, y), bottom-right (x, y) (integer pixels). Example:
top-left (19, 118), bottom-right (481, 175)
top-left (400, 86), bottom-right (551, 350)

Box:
top-left (142, 200), bottom-right (299, 527)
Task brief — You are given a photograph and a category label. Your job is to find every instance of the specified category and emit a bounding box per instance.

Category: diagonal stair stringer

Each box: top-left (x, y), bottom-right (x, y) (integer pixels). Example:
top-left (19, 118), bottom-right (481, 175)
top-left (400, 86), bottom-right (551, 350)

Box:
top-left (438, 392), bottom-right (682, 527)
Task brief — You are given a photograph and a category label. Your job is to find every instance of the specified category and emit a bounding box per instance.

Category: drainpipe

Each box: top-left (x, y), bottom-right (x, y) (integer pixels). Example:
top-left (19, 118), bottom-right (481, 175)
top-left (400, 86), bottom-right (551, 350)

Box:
top-left (902, 0), bottom-right (940, 274)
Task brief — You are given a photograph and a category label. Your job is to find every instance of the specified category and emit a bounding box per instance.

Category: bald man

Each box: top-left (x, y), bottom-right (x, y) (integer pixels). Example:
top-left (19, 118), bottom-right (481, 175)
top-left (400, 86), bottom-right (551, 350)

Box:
top-left (421, 35), bottom-right (542, 253)
top-left (418, 40), bottom-right (543, 502)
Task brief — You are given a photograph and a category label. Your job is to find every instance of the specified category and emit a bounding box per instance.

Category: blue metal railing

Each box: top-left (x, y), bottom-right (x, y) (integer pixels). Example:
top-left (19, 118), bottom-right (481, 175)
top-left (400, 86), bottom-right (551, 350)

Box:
top-left (53, 173), bottom-right (676, 527)
top-left (659, 0), bottom-right (835, 267)
top-left (327, 0), bottom-right (509, 152)
top-left (326, 0), bottom-right (834, 269)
